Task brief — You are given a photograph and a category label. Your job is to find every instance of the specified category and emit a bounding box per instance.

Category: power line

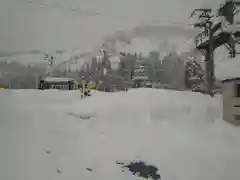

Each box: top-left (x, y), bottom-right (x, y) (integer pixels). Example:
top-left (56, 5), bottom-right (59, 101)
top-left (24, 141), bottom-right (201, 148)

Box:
top-left (23, 0), bottom-right (101, 17)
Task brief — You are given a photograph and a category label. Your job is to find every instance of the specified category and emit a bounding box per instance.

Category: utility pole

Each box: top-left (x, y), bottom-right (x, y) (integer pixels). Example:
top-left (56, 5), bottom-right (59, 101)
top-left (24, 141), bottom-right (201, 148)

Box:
top-left (206, 20), bottom-right (215, 97)
top-left (44, 52), bottom-right (56, 77)
top-left (190, 1), bottom-right (240, 96)
top-left (189, 8), bottom-right (215, 96)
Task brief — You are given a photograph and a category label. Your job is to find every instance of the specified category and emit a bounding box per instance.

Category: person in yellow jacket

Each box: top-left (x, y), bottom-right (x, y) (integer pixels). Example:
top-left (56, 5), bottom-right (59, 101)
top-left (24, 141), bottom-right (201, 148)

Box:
top-left (84, 83), bottom-right (91, 97)
top-left (80, 81), bottom-right (91, 98)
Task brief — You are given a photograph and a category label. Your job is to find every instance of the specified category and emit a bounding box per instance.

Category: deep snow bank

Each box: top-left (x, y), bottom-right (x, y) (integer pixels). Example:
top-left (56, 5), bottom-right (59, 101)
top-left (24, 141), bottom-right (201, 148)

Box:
top-left (0, 88), bottom-right (240, 180)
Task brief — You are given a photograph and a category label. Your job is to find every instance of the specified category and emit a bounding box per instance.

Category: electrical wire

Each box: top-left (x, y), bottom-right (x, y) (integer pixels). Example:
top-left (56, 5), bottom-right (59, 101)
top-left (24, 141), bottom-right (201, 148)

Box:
top-left (22, 0), bottom-right (101, 17)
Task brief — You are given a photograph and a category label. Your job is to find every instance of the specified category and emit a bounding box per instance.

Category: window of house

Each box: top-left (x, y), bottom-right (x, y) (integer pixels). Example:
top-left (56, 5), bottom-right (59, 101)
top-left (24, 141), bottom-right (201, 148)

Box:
top-left (56, 85), bottom-right (61, 89)
top-left (51, 84), bottom-right (56, 89)
top-left (235, 84), bottom-right (240, 97)
top-left (233, 115), bottom-right (240, 121)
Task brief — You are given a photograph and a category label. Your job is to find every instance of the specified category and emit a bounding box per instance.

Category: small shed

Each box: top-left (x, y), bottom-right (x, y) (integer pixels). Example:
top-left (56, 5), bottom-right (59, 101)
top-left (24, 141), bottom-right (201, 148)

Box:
top-left (38, 77), bottom-right (77, 90)
top-left (221, 77), bottom-right (240, 125)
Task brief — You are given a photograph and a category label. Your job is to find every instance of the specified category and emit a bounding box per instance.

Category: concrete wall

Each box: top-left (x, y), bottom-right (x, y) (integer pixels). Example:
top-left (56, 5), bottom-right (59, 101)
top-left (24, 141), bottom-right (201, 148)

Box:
top-left (222, 80), bottom-right (240, 125)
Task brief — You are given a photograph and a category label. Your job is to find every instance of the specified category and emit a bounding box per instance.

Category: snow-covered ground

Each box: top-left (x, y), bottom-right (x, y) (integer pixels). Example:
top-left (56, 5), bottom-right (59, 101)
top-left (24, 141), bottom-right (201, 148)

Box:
top-left (1, 88), bottom-right (240, 180)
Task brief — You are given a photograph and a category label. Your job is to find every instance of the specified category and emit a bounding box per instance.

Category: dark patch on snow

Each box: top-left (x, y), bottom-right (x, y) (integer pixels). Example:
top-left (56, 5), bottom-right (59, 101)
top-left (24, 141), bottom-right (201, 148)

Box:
top-left (86, 168), bottom-right (93, 172)
top-left (67, 113), bottom-right (93, 120)
top-left (56, 168), bottom-right (62, 174)
top-left (44, 149), bottom-right (51, 155)
top-left (119, 160), bottom-right (161, 180)
top-left (116, 160), bottom-right (124, 165)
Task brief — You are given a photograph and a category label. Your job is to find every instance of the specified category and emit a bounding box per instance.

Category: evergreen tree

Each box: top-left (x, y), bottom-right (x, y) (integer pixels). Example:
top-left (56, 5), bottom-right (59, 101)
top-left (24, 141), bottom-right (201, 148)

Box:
top-left (184, 58), bottom-right (206, 92)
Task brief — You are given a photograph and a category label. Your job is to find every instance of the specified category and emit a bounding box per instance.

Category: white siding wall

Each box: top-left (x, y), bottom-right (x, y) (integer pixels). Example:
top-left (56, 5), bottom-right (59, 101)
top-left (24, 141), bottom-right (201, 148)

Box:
top-left (222, 80), bottom-right (240, 125)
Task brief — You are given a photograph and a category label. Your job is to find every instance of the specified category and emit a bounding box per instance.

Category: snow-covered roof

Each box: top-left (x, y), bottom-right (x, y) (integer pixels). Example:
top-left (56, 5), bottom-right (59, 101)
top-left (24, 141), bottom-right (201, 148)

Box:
top-left (43, 77), bottom-right (77, 82)
top-left (221, 77), bottom-right (240, 83)
top-left (211, 16), bottom-right (226, 29)
top-left (132, 76), bottom-right (148, 81)
top-left (215, 55), bottom-right (240, 82)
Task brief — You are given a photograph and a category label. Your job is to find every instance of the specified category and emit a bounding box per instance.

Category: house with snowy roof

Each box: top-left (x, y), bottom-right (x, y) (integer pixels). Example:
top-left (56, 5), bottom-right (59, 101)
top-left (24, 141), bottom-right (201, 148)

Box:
top-left (219, 57), bottom-right (240, 125)
top-left (38, 77), bottom-right (77, 90)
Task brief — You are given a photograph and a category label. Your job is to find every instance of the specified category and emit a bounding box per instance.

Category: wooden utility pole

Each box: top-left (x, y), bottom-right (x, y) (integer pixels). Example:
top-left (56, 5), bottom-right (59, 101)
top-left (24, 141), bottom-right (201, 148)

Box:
top-left (190, 1), bottom-right (240, 96)
top-left (44, 53), bottom-right (56, 77)
top-left (189, 8), bottom-right (215, 96)
top-left (206, 20), bottom-right (215, 97)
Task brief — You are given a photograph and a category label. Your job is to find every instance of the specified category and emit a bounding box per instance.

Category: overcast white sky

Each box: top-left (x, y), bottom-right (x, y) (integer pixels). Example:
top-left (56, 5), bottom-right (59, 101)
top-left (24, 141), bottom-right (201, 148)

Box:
top-left (0, 0), bottom-right (223, 52)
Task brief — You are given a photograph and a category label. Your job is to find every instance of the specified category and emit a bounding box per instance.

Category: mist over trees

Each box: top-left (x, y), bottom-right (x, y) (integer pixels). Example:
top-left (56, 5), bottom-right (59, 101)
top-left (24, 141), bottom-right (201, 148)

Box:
top-left (0, 49), bottom-right (209, 93)
top-left (76, 50), bottom-right (206, 92)
top-left (0, 60), bottom-right (45, 89)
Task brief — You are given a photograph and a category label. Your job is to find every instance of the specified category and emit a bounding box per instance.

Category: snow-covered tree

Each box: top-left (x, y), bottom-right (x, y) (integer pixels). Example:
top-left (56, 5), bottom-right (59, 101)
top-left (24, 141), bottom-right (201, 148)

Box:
top-left (184, 58), bottom-right (206, 92)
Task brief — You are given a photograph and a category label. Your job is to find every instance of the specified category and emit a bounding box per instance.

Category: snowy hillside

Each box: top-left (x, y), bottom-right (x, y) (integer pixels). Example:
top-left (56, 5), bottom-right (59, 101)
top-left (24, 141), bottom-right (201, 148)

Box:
top-left (0, 52), bottom-right (47, 66)
top-left (1, 23), bottom-right (240, 78)
top-left (0, 50), bottom-right (89, 71)
top-left (0, 24), bottom-right (198, 72)
top-left (100, 25), bottom-right (197, 57)
top-left (1, 88), bottom-right (240, 180)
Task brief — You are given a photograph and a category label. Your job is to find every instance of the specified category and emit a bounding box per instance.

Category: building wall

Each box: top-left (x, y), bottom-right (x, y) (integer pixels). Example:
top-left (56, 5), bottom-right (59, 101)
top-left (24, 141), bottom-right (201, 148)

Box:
top-left (222, 80), bottom-right (240, 125)
top-left (39, 81), bottom-right (76, 90)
